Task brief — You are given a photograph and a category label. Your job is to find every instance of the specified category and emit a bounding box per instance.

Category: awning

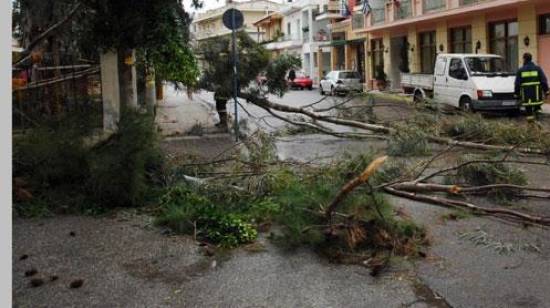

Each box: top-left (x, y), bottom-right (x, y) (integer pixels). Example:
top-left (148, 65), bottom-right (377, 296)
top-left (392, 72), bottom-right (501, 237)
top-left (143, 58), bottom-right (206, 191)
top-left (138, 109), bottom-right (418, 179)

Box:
top-left (347, 38), bottom-right (365, 45)
top-left (331, 40), bottom-right (347, 46)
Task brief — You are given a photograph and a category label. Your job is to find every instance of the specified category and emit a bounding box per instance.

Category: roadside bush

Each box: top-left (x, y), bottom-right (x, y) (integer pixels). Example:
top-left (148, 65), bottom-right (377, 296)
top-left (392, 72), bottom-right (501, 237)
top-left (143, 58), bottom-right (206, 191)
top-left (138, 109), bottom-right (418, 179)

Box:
top-left (155, 185), bottom-right (258, 247)
top-left (87, 110), bottom-right (163, 207)
top-left (13, 109), bottom-right (163, 214)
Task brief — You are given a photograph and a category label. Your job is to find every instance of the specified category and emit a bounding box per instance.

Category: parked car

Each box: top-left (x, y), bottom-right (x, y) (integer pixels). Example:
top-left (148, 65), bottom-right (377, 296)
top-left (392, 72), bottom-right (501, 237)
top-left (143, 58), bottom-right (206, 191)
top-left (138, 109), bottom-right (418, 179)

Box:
top-left (320, 71), bottom-right (363, 95)
top-left (288, 71), bottom-right (313, 90)
top-left (401, 53), bottom-right (520, 112)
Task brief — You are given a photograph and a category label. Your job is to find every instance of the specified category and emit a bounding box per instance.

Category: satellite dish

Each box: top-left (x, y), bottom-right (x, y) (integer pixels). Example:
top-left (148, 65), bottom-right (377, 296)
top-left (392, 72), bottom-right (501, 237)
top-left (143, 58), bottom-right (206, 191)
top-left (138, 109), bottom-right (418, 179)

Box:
top-left (223, 8), bottom-right (244, 30)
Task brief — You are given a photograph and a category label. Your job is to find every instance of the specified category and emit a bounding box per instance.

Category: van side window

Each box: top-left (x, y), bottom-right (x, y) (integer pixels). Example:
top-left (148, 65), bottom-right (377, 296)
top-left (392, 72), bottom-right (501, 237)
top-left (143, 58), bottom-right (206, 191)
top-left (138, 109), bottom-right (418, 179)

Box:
top-left (449, 58), bottom-right (467, 80)
top-left (435, 57), bottom-right (447, 76)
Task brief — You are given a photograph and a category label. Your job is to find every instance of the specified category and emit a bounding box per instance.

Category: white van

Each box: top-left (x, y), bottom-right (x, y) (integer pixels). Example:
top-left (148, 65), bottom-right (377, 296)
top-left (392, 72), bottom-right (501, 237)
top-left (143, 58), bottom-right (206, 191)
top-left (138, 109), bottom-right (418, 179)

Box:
top-left (401, 54), bottom-right (519, 112)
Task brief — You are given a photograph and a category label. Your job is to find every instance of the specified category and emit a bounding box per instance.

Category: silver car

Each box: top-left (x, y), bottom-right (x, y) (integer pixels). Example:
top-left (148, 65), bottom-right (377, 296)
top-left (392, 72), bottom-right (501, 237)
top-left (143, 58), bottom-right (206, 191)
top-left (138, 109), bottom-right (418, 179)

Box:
top-left (319, 70), bottom-right (363, 95)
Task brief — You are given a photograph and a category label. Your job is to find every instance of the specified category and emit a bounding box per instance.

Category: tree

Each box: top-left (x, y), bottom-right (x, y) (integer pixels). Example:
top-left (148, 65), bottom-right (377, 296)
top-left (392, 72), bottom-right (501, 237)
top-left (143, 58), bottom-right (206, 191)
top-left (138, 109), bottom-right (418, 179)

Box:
top-left (198, 31), bottom-right (300, 97)
top-left (79, 0), bottom-right (198, 108)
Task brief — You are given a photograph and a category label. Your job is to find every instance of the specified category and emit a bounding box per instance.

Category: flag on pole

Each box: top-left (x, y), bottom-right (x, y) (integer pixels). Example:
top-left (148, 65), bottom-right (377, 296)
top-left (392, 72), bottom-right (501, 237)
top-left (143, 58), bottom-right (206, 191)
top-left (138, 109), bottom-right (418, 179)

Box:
top-left (341, 0), bottom-right (350, 17)
top-left (362, 0), bottom-right (372, 15)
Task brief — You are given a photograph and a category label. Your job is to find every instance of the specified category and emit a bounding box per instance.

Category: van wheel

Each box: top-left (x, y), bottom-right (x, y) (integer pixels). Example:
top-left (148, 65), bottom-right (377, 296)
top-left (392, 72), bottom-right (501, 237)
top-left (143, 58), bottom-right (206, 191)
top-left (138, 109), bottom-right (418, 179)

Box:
top-left (413, 91), bottom-right (424, 105)
top-left (459, 97), bottom-right (473, 112)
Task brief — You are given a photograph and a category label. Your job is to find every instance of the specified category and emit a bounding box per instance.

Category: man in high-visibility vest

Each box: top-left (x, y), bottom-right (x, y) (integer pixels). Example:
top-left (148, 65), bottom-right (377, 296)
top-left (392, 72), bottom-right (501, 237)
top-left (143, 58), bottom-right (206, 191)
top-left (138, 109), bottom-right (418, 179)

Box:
top-left (515, 53), bottom-right (549, 121)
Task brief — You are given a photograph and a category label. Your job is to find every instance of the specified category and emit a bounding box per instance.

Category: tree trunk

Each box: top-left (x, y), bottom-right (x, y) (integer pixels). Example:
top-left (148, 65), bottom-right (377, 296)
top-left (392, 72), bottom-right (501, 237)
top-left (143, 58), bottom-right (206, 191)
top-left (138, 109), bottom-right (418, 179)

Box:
top-left (100, 51), bottom-right (120, 132)
top-left (155, 78), bottom-right (164, 101)
top-left (144, 65), bottom-right (156, 114)
top-left (118, 48), bottom-right (138, 110)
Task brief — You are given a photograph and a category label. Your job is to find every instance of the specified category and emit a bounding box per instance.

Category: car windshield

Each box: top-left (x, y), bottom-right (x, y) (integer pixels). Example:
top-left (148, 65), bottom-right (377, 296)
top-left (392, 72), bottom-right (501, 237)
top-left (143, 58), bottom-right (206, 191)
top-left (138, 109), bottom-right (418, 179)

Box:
top-left (338, 72), bottom-right (360, 79)
top-left (464, 57), bottom-right (513, 76)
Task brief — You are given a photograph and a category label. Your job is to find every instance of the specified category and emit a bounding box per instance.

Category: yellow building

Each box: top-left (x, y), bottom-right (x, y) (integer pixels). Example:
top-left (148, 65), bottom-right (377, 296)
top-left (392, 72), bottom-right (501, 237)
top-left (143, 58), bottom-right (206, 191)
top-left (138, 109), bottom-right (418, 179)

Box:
top-left (191, 0), bottom-right (282, 43)
top-left (331, 0), bottom-right (550, 95)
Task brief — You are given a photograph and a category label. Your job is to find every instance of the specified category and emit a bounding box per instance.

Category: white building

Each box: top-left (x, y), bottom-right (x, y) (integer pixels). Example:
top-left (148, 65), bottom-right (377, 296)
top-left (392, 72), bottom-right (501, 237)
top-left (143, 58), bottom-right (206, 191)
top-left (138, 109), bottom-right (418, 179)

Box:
top-left (254, 0), bottom-right (334, 84)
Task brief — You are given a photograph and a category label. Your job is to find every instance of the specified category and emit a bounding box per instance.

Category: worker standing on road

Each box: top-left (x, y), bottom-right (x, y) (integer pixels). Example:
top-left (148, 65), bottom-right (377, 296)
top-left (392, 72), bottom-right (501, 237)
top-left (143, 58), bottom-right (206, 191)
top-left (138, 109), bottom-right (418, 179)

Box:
top-left (214, 87), bottom-right (231, 132)
top-left (515, 52), bottom-right (549, 121)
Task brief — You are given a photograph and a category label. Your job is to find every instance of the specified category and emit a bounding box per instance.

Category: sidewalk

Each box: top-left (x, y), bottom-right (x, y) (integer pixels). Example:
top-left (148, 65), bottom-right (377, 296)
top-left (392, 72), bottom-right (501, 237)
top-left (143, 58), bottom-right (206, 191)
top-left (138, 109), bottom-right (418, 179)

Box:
top-left (155, 86), bottom-right (219, 136)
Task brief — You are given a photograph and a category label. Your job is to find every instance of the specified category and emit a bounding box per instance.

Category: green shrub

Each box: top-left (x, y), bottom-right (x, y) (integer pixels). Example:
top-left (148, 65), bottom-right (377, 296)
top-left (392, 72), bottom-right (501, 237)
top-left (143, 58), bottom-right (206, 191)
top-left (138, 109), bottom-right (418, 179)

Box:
top-left (155, 185), bottom-right (258, 247)
top-left (13, 109), bottom-right (163, 213)
top-left (87, 110), bottom-right (163, 207)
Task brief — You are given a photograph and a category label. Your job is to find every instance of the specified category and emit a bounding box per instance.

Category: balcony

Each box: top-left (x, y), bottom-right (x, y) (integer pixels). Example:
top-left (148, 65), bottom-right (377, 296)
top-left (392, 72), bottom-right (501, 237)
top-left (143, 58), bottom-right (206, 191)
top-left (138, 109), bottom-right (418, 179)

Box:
top-left (371, 8), bottom-right (385, 25)
top-left (423, 0), bottom-right (446, 12)
top-left (394, 0), bottom-right (412, 20)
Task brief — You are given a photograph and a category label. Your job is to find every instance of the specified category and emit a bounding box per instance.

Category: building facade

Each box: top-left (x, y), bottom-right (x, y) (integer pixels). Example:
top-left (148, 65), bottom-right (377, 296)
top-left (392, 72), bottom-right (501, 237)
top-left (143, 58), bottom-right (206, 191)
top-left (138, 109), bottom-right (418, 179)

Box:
top-left (349, 0), bottom-right (550, 93)
top-left (254, 0), bottom-right (333, 84)
top-left (191, 0), bottom-right (282, 43)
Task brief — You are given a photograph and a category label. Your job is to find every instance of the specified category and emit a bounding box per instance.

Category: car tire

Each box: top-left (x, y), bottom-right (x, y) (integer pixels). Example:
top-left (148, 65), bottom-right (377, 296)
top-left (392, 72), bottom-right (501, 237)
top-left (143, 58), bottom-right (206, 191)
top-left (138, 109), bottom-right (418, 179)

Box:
top-left (320, 85), bottom-right (325, 95)
top-left (459, 96), bottom-right (473, 113)
top-left (308, 86), bottom-right (313, 91)
top-left (413, 90), bottom-right (424, 105)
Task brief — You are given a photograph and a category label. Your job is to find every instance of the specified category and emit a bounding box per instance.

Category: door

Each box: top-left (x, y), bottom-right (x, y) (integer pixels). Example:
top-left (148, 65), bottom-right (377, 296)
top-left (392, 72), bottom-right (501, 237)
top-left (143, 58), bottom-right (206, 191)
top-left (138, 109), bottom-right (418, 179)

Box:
top-left (538, 33), bottom-right (550, 104)
top-left (446, 58), bottom-right (469, 107)
top-left (390, 36), bottom-right (407, 90)
top-left (433, 56), bottom-right (448, 104)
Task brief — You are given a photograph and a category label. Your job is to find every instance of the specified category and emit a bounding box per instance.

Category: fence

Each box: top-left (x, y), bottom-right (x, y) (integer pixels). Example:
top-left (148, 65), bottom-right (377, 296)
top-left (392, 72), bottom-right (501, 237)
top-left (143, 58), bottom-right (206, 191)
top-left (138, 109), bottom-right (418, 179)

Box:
top-left (12, 51), bottom-right (103, 131)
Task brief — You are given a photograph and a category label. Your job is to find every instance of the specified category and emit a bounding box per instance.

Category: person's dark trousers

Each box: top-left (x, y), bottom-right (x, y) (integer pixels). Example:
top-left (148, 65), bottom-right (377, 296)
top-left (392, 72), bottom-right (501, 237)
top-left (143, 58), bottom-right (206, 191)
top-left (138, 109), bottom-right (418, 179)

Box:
top-left (215, 99), bottom-right (228, 130)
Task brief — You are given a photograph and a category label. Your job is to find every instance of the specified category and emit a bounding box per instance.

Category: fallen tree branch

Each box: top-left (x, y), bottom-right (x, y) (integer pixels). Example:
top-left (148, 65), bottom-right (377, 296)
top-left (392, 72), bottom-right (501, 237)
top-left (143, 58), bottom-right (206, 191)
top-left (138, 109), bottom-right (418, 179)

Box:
top-left (384, 186), bottom-right (550, 226)
top-left (392, 182), bottom-right (550, 195)
top-left (13, 67), bottom-right (100, 92)
top-left (242, 92), bottom-right (548, 155)
top-left (325, 156), bottom-right (387, 219)
top-left (13, 2), bottom-right (83, 67)
top-left (416, 159), bottom-right (550, 184)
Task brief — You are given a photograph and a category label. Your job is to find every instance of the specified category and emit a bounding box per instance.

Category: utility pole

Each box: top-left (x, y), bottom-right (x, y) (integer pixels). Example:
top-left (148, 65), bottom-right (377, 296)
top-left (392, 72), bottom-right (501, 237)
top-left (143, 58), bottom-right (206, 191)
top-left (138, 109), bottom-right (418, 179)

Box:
top-left (223, 7), bottom-right (244, 142)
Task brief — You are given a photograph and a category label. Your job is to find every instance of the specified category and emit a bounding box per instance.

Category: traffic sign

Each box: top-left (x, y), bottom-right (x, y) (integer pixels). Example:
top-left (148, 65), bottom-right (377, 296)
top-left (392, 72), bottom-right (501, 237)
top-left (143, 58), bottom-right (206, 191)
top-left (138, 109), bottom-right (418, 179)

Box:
top-left (222, 8), bottom-right (243, 30)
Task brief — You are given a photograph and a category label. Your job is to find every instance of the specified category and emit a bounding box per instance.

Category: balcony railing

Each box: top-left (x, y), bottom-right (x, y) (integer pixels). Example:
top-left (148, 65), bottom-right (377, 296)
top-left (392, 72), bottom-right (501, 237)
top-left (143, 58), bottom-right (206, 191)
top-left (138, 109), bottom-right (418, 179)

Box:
top-left (394, 0), bottom-right (412, 20)
top-left (371, 8), bottom-right (385, 25)
top-left (423, 0), bottom-right (446, 12)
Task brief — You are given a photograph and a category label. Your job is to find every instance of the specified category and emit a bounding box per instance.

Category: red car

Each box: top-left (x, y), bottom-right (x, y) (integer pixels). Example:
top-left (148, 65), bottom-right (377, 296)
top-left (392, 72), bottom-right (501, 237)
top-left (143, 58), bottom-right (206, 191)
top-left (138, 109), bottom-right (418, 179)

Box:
top-left (289, 72), bottom-right (313, 90)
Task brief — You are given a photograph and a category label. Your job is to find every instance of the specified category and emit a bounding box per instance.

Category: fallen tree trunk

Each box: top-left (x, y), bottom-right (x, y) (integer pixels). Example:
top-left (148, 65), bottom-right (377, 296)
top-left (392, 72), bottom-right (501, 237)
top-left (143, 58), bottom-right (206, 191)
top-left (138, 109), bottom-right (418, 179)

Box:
top-left (384, 186), bottom-right (550, 226)
top-left (243, 93), bottom-right (547, 155)
top-left (392, 182), bottom-right (550, 196)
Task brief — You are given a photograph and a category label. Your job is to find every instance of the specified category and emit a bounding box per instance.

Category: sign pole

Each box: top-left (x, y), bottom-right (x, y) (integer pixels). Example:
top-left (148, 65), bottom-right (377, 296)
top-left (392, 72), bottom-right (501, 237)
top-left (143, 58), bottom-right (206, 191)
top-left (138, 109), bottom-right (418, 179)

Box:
top-left (231, 10), bottom-right (239, 142)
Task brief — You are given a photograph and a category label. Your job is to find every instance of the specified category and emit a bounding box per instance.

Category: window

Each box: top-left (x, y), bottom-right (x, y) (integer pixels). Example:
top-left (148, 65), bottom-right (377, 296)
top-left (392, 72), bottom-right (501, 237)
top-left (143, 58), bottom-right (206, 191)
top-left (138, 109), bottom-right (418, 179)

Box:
top-left (449, 58), bottom-right (467, 80)
top-left (339, 72), bottom-right (361, 79)
top-left (489, 20), bottom-right (518, 72)
top-left (371, 39), bottom-right (384, 78)
top-left (394, 0), bottom-right (412, 20)
top-left (541, 14), bottom-right (550, 34)
top-left (420, 31), bottom-right (437, 74)
top-left (460, 0), bottom-right (478, 5)
top-left (423, 0), bottom-right (445, 12)
top-left (352, 13), bottom-right (364, 30)
top-left (287, 22), bottom-right (291, 36)
top-left (450, 27), bottom-right (472, 53)
top-left (371, 7), bottom-right (385, 25)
